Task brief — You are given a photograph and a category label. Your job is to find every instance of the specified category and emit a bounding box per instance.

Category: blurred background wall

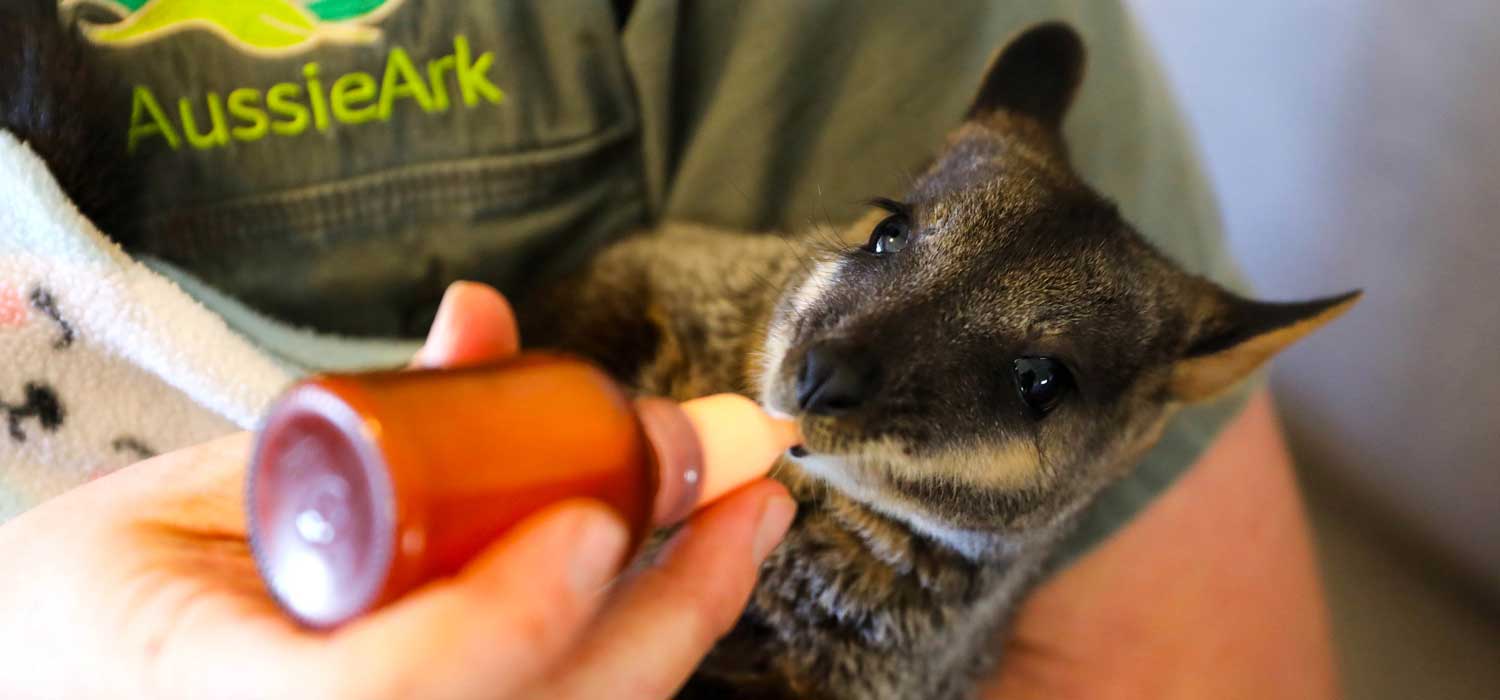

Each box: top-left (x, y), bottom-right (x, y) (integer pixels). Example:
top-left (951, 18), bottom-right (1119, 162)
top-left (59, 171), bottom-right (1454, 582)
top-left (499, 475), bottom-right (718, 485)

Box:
top-left (1126, 1), bottom-right (1500, 696)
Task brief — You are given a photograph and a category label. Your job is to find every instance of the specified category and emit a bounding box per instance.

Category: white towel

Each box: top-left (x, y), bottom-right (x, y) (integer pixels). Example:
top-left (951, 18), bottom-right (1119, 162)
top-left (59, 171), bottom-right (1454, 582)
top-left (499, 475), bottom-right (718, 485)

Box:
top-left (0, 130), bottom-right (419, 521)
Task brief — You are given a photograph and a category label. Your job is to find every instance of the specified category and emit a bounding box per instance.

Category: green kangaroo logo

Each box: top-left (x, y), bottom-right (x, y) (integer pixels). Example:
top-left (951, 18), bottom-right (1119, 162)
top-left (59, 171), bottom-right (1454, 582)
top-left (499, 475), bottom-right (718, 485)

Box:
top-left (68, 0), bottom-right (407, 56)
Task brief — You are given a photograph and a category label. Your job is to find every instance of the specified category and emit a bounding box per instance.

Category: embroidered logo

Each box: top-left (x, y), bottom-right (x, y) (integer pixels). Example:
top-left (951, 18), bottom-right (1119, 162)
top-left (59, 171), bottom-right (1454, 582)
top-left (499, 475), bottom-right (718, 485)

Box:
top-left (63, 3), bottom-right (507, 153)
top-left (123, 35), bottom-right (504, 153)
top-left (68, 0), bottom-right (408, 56)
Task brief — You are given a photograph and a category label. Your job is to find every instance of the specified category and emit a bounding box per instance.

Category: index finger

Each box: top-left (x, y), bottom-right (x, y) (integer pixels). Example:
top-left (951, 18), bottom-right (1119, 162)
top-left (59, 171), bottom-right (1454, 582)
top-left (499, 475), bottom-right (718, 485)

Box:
top-left (530, 479), bottom-right (796, 699)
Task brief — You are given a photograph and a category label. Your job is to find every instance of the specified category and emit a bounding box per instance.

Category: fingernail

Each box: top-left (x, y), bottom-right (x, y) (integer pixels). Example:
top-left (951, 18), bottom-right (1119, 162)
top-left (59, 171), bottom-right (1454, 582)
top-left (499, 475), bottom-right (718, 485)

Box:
top-left (413, 282), bottom-right (471, 367)
top-left (431, 282), bottom-right (476, 337)
top-left (751, 495), bottom-right (796, 562)
top-left (569, 508), bottom-right (630, 594)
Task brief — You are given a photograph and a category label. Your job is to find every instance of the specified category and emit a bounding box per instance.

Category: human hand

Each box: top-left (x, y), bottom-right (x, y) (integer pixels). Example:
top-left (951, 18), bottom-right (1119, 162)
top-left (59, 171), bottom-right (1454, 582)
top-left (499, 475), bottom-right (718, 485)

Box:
top-left (0, 281), bottom-right (796, 700)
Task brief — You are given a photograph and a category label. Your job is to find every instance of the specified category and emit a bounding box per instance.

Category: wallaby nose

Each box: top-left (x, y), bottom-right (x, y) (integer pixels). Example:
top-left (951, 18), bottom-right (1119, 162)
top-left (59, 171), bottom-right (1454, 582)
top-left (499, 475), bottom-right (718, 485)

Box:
top-left (795, 343), bottom-right (880, 415)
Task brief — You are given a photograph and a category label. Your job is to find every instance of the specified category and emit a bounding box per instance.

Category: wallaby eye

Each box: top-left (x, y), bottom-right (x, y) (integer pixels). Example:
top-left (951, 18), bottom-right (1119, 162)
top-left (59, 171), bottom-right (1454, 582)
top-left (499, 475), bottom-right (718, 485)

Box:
top-left (1012, 357), bottom-right (1074, 418)
top-left (864, 214), bottom-right (911, 255)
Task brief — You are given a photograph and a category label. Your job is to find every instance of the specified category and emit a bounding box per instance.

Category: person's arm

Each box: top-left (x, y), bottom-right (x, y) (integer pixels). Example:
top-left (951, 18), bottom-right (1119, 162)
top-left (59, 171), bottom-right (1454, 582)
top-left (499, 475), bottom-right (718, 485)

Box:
top-left (982, 389), bottom-right (1340, 700)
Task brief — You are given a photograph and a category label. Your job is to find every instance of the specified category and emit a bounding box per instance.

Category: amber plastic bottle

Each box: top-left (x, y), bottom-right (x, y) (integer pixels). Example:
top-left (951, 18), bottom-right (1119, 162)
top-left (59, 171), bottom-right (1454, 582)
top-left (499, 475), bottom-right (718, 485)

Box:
top-left (247, 353), bottom-right (716, 628)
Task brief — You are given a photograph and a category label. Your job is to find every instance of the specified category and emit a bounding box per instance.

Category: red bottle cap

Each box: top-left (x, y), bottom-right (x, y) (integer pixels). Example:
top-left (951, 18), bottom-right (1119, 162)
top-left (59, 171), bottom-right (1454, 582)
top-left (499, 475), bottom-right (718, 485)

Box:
top-left (249, 382), bottom-right (396, 627)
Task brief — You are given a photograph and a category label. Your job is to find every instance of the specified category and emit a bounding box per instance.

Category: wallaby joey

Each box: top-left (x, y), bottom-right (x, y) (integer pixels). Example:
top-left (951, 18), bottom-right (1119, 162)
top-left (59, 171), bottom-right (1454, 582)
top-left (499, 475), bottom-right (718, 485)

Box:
top-left (520, 22), bottom-right (1359, 700)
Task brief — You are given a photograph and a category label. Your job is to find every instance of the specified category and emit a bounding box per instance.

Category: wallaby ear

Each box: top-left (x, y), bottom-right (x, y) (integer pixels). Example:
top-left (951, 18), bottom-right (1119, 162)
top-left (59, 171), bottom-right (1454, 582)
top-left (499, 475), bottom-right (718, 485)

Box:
top-left (1171, 289), bottom-right (1362, 402)
top-left (966, 21), bottom-right (1086, 128)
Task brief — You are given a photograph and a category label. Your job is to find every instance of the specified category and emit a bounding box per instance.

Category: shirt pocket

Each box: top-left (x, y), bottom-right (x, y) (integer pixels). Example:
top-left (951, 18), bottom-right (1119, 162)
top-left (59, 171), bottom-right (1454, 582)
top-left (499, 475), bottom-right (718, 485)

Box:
top-left (84, 0), bottom-right (645, 336)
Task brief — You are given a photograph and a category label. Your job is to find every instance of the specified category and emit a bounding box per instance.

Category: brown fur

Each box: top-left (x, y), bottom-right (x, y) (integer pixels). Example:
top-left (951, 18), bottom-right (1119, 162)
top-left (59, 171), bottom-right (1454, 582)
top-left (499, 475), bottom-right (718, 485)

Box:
top-left (518, 22), bottom-right (1360, 700)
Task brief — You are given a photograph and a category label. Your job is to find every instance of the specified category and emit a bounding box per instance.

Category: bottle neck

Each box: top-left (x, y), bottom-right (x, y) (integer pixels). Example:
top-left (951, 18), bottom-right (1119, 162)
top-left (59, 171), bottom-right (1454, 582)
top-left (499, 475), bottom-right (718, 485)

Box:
top-left (633, 397), bottom-right (705, 527)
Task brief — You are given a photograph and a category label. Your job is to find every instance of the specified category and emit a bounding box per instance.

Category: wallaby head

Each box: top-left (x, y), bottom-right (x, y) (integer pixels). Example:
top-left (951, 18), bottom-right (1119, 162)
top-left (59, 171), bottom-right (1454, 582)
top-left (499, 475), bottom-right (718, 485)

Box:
top-left (757, 23), bottom-right (1358, 555)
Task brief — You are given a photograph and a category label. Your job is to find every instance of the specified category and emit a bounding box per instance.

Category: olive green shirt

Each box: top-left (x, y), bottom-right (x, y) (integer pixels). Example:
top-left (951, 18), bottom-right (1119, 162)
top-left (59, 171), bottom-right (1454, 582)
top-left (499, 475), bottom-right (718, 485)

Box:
top-left (67, 0), bottom-right (1250, 567)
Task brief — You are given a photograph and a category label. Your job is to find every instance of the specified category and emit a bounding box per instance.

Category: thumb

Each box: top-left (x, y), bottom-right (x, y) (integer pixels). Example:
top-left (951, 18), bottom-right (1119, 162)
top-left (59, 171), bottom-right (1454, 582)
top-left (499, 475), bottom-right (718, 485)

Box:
top-left (412, 281), bottom-right (521, 369)
top-left (322, 500), bottom-right (629, 700)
